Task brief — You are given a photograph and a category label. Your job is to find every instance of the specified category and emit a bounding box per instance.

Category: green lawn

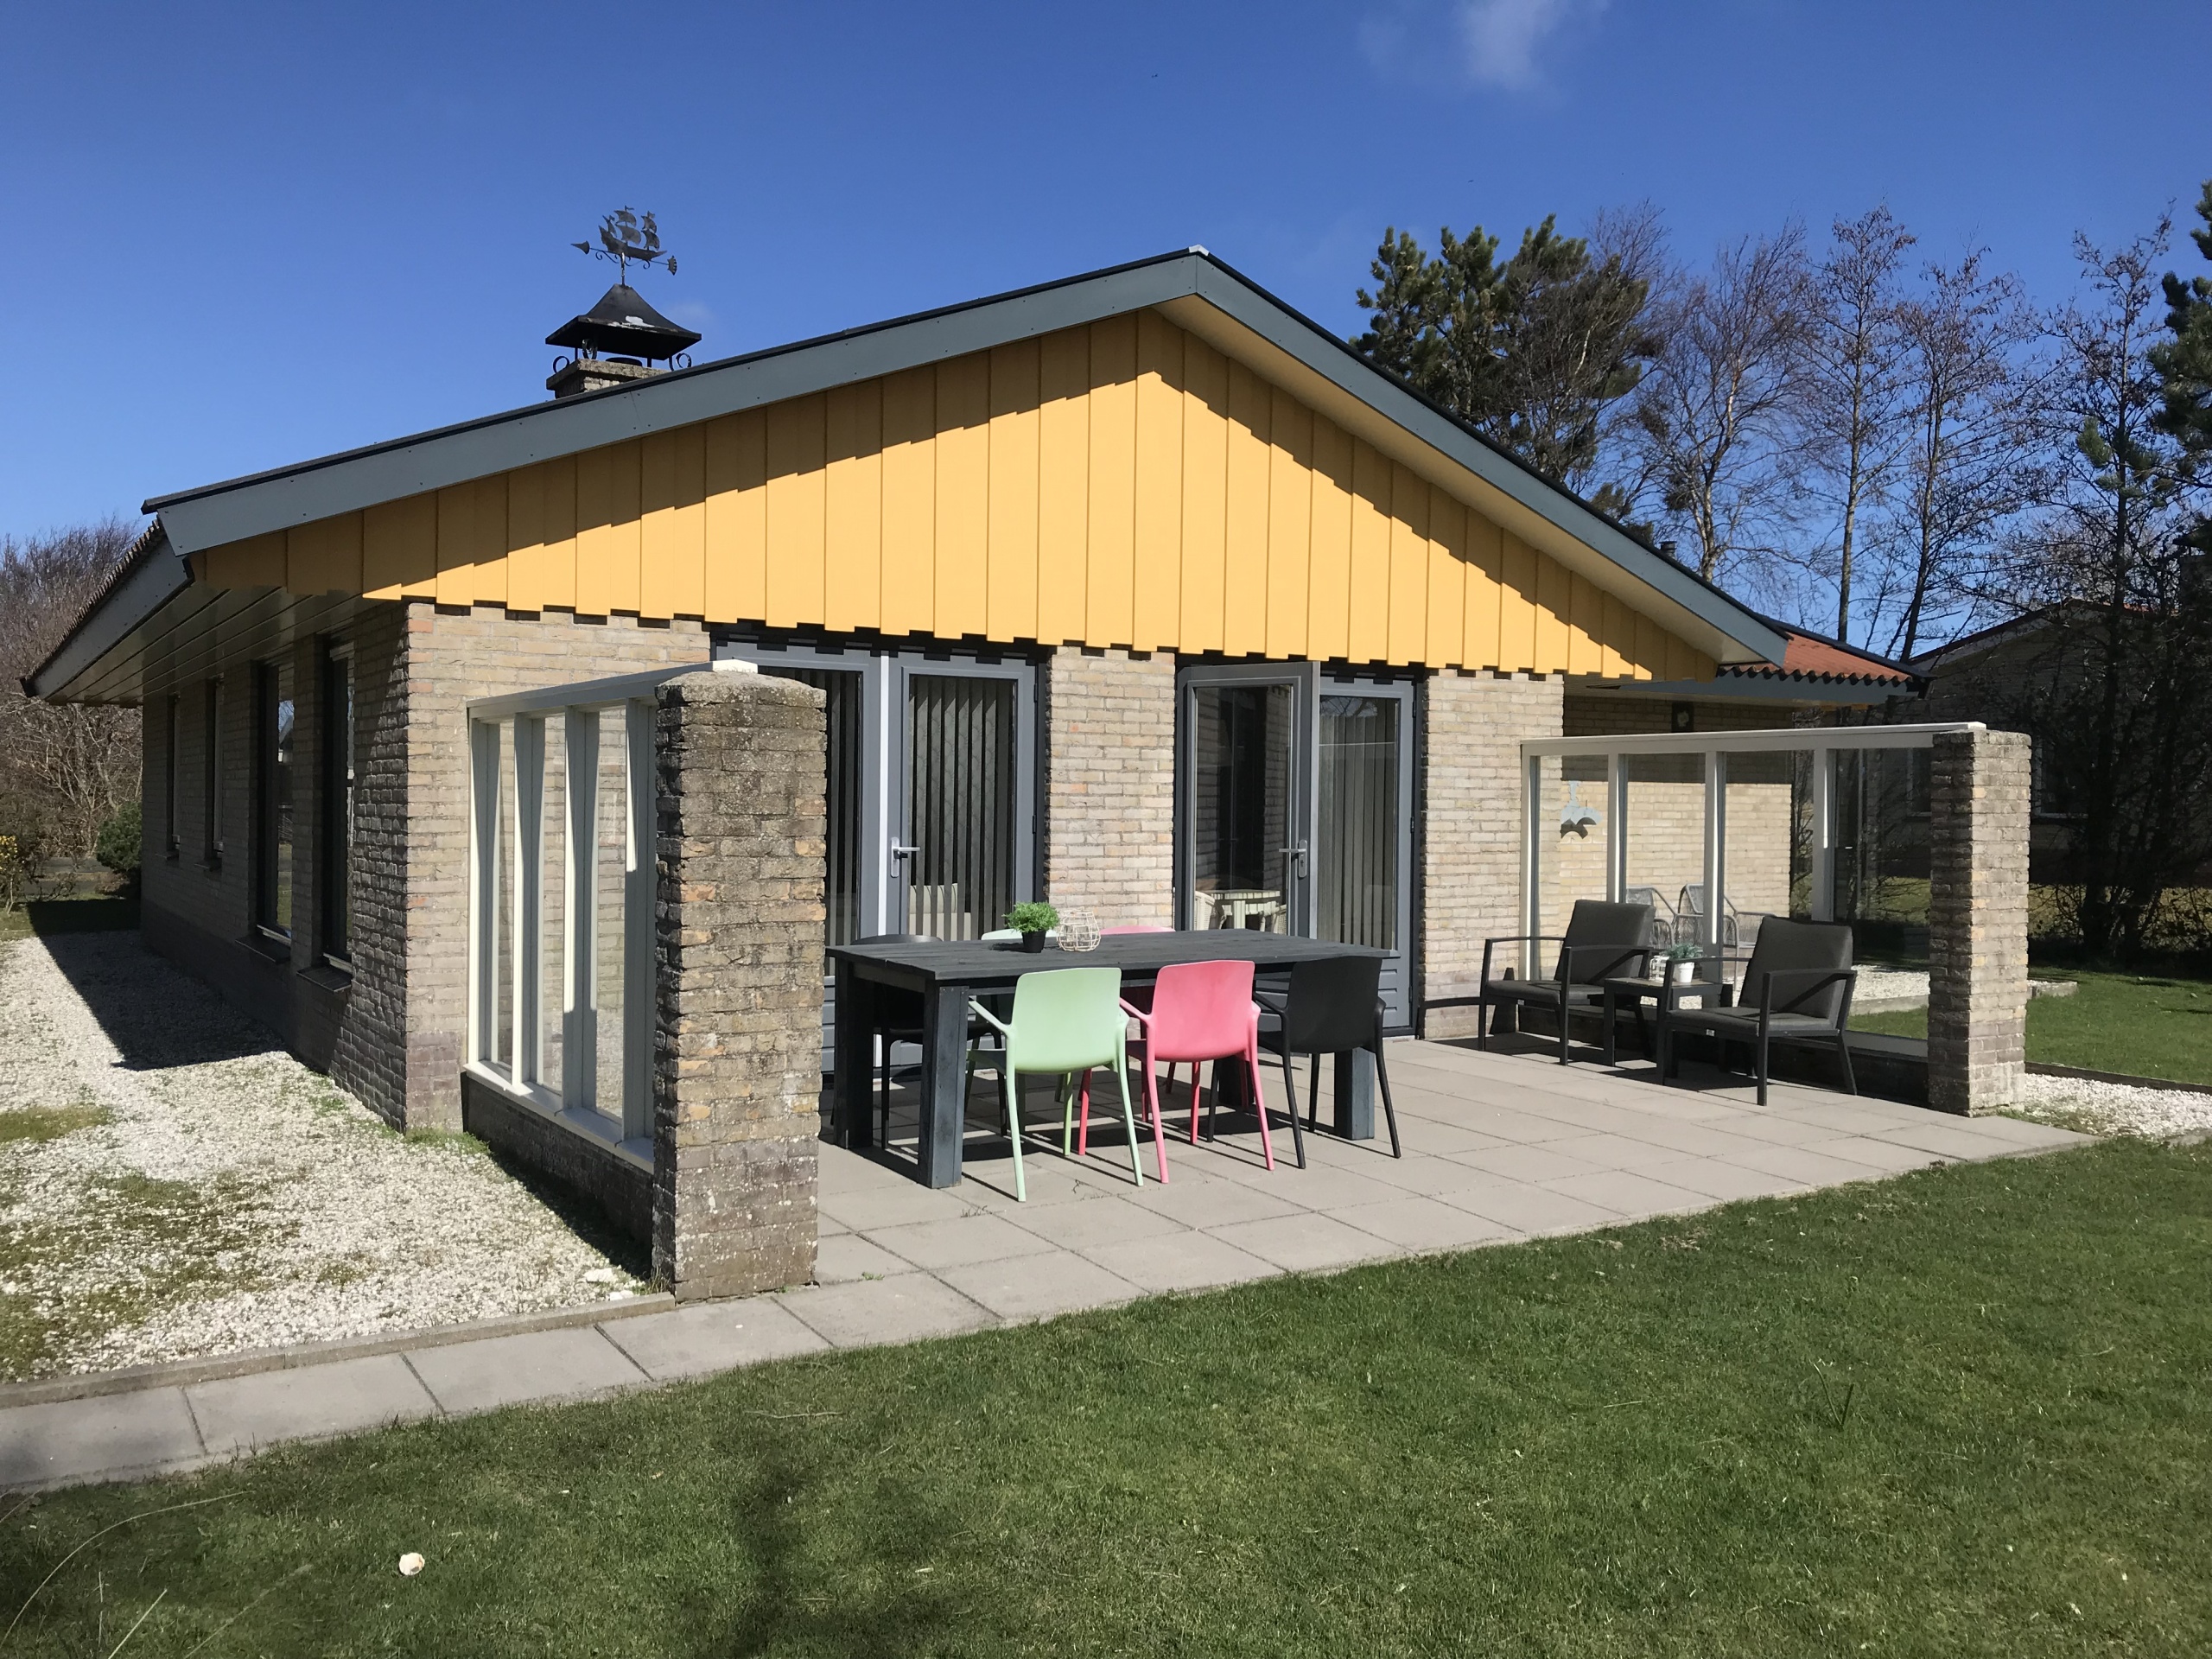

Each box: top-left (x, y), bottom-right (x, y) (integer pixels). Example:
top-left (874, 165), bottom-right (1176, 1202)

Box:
top-left (1853, 968), bottom-right (2212, 1087)
top-left (3, 1140), bottom-right (2208, 1656)
top-left (0, 894), bottom-right (139, 944)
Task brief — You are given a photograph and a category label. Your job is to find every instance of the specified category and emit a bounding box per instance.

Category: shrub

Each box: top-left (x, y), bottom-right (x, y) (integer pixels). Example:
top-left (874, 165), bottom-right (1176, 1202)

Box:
top-left (94, 800), bottom-right (141, 876)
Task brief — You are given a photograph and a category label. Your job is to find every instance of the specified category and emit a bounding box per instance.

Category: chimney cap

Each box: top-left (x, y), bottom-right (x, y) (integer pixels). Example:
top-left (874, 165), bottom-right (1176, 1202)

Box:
top-left (546, 281), bottom-right (701, 361)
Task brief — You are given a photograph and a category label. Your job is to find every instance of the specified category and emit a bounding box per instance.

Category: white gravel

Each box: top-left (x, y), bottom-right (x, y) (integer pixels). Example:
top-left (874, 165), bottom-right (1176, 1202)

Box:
top-left (1853, 968), bottom-right (1929, 1005)
top-left (0, 930), bottom-right (642, 1380)
top-left (2012, 1071), bottom-right (2212, 1141)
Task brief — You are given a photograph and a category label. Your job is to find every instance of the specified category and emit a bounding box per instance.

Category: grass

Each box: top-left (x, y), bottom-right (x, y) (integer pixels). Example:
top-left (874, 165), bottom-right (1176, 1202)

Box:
top-left (0, 893), bottom-right (140, 945)
top-left (0, 1101), bottom-right (110, 1147)
top-left (2, 1139), bottom-right (2209, 1656)
top-left (0, 1170), bottom-right (277, 1382)
top-left (1853, 966), bottom-right (2212, 1087)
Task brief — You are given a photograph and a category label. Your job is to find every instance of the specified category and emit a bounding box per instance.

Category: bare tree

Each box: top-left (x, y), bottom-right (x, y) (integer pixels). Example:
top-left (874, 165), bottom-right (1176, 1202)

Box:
top-left (0, 518), bottom-right (145, 858)
top-left (1798, 208), bottom-right (1916, 643)
top-left (1631, 225), bottom-right (1810, 589)
top-left (1872, 251), bottom-right (2039, 659)
top-left (2006, 218), bottom-right (2212, 957)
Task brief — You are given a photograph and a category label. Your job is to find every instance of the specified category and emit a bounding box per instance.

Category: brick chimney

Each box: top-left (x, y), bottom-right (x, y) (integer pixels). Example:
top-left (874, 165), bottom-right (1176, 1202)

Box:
top-left (545, 283), bottom-right (702, 399)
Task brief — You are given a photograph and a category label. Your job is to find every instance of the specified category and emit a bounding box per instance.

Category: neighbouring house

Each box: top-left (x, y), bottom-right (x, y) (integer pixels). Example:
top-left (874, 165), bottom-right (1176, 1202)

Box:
top-left (30, 248), bottom-right (1873, 1175)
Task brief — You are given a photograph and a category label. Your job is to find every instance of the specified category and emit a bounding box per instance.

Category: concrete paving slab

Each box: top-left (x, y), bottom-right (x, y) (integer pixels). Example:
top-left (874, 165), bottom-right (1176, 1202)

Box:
top-left (1130, 1172), bottom-right (1306, 1228)
top-left (0, 1389), bottom-right (201, 1488)
top-left (815, 1233), bottom-right (920, 1284)
top-left (1720, 1141), bottom-right (1895, 1187)
top-left (1802, 1135), bottom-right (1948, 1175)
top-left (1324, 1197), bottom-right (1520, 1254)
top-left (1538, 1131), bottom-right (1694, 1172)
top-left (188, 1354), bottom-right (436, 1456)
top-left (817, 1181), bottom-right (977, 1230)
top-left (407, 1326), bottom-right (648, 1416)
top-left (938, 1251), bottom-right (1146, 1322)
top-left (1979, 1115), bottom-right (2094, 1148)
top-left (1448, 1142), bottom-right (1608, 1184)
top-left (1207, 1213), bottom-right (1402, 1273)
top-left (1081, 1230), bottom-right (1281, 1294)
top-left (866, 1212), bottom-right (1063, 1271)
top-left (1446, 1179), bottom-right (1625, 1236)
top-left (1542, 1169), bottom-right (1718, 1220)
top-left (600, 1300), bottom-right (830, 1382)
top-left (1351, 1149), bottom-right (1534, 1199)
top-left (780, 1274), bottom-right (995, 1348)
top-left (1600, 1116), bottom-right (1780, 1159)
top-left (1861, 1118), bottom-right (2059, 1160)
top-left (816, 1148), bottom-right (919, 1196)
top-left (1002, 1192), bottom-right (1192, 1250)
top-left (1707, 1110), bottom-right (1860, 1147)
top-left (1636, 1157), bottom-right (1812, 1203)
top-left (1248, 1162), bottom-right (1405, 1213)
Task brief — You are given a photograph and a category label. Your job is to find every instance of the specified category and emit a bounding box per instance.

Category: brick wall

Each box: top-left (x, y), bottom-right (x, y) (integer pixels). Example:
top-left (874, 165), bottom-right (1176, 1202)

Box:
top-left (652, 668), bottom-right (823, 1298)
top-left (1420, 671), bottom-right (1563, 1036)
top-left (1039, 647), bottom-right (1175, 927)
top-left (398, 603), bottom-right (711, 1129)
top-left (1927, 728), bottom-right (2030, 1115)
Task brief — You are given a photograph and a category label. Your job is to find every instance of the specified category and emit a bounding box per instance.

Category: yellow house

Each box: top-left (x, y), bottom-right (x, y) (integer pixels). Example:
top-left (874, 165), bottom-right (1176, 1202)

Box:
top-left (32, 249), bottom-right (1800, 1154)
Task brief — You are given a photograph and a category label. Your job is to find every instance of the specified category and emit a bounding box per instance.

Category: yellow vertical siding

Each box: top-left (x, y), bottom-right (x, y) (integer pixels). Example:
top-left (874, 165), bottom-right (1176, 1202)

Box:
top-left (825, 383), bottom-right (884, 634)
top-left (985, 342), bottom-right (1039, 643)
top-left (226, 310), bottom-right (1722, 680)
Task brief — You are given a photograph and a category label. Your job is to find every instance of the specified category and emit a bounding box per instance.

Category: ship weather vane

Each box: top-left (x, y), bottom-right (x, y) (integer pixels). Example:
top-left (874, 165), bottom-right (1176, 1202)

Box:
top-left (574, 207), bottom-right (677, 284)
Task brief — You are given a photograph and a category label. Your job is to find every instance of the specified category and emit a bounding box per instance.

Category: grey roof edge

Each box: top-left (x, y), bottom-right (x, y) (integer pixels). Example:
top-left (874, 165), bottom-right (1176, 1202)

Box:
top-left (25, 525), bottom-right (191, 700)
top-left (132, 246), bottom-right (1783, 664)
top-left (1576, 675), bottom-right (1919, 707)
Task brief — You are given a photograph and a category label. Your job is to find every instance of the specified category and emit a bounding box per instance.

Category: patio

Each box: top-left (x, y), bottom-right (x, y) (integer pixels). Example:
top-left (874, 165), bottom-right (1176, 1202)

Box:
top-left (810, 1034), bottom-right (2084, 1329)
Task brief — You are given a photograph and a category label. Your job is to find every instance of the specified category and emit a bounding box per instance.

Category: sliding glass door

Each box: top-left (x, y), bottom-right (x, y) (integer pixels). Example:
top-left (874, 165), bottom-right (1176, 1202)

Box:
top-left (726, 640), bottom-right (1037, 1064)
top-left (1178, 664), bottom-right (1415, 1027)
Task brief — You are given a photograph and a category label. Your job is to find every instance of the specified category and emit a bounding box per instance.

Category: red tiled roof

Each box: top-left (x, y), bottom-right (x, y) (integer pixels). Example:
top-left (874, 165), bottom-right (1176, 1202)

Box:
top-left (1722, 626), bottom-right (1918, 687)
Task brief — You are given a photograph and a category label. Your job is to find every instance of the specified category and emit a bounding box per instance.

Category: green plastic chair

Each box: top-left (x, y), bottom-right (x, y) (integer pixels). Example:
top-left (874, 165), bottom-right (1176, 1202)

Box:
top-left (967, 967), bottom-right (1142, 1200)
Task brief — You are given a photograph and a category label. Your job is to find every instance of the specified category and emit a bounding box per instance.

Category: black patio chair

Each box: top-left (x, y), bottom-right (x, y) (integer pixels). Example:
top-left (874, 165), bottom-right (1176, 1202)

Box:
top-left (1254, 954), bottom-right (1401, 1167)
top-left (1656, 917), bottom-right (1858, 1106)
top-left (1470, 899), bottom-right (1656, 1065)
top-left (853, 932), bottom-right (934, 1147)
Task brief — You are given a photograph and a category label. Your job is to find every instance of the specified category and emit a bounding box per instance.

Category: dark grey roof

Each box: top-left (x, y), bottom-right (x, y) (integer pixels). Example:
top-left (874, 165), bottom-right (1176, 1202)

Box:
top-left (41, 250), bottom-right (1789, 698)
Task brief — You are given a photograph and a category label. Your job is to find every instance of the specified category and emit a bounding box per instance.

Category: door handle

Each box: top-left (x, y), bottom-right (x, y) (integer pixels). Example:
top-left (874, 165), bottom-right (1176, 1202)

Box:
top-left (890, 843), bottom-right (920, 859)
top-left (1280, 840), bottom-right (1308, 874)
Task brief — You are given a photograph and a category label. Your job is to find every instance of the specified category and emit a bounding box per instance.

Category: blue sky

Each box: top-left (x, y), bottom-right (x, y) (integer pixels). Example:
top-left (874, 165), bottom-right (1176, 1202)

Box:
top-left (5, 0), bottom-right (2207, 535)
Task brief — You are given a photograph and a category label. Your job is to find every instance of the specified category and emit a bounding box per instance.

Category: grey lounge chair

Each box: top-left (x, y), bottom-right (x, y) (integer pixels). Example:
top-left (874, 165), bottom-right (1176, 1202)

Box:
top-left (1469, 899), bottom-right (1656, 1065)
top-left (1656, 917), bottom-right (1858, 1105)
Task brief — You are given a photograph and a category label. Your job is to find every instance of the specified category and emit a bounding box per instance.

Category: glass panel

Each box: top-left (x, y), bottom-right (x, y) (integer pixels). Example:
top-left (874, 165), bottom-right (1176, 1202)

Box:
top-left (493, 721), bottom-right (516, 1073)
top-left (1317, 694), bottom-right (1398, 949)
top-left (538, 716), bottom-right (568, 1094)
top-left (1834, 747), bottom-right (1931, 960)
top-left (906, 675), bottom-right (1015, 940)
top-left (258, 663), bottom-right (296, 934)
top-left (594, 710), bottom-right (629, 1117)
top-left (1531, 752), bottom-right (1612, 979)
top-left (1191, 682), bottom-right (1294, 931)
top-left (763, 667), bottom-right (863, 947)
top-left (1621, 753), bottom-right (1705, 950)
top-left (327, 656), bottom-right (354, 957)
top-left (1722, 749), bottom-right (1799, 952)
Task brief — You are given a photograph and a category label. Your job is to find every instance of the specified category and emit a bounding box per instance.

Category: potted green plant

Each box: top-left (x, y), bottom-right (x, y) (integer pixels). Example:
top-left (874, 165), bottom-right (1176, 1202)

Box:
top-left (1662, 942), bottom-right (1703, 984)
top-left (1005, 901), bottom-right (1059, 953)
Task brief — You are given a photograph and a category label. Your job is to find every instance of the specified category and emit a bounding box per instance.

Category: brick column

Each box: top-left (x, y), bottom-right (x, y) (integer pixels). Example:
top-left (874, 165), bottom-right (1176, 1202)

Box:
top-left (652, 668), bottom-right (825, 1299)
top-left (1420, 672), bottom-right (1563, 1039)
top-left (1040, 646), bottom-right (1176, 927)
top-left (1926, 728), bottom-right (2030, 1116)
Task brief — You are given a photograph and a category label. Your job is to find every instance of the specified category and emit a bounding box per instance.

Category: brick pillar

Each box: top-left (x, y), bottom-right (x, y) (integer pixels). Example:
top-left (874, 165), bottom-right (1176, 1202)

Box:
top-left (652, 668), bottom-right (825, 1299)
top-left (1926, 728), bottom-right (2030, 1116)
top-left (1420, 672), bottom-right (1564, 1039)
top-left (1040, 646), bottom-right (1176, 926)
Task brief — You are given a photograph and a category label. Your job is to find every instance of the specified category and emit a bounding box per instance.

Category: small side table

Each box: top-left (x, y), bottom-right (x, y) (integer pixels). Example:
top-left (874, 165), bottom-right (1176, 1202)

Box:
top-left (1600, 971), bottom-right (1729, 1065)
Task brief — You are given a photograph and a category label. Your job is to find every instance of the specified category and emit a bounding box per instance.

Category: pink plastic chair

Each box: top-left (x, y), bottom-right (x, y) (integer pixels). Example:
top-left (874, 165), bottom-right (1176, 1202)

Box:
top-left (1119, 958), bottom-right (1274, 1181)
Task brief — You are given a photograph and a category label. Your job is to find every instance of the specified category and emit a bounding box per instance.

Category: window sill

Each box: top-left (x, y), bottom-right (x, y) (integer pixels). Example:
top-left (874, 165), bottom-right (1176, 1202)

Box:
top-left (245, 929), bottom-right (292, 963)
top-left (302, 962), bottom-right (353, 992)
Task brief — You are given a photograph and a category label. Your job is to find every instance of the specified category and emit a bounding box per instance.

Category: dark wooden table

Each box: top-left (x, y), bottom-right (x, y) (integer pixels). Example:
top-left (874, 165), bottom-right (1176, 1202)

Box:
top-left (828, 932), bottom-right (1390, 1187)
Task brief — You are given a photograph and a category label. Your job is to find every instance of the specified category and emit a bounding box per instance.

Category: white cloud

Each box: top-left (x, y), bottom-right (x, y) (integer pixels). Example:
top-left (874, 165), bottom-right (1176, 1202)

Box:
top-left (1455, 0), bottom-right (1595, 89)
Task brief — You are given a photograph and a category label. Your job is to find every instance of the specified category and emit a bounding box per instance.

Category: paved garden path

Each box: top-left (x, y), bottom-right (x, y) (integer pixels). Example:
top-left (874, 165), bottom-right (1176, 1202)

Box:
top-left (0, 1032), bottom-right (2088, 1491)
